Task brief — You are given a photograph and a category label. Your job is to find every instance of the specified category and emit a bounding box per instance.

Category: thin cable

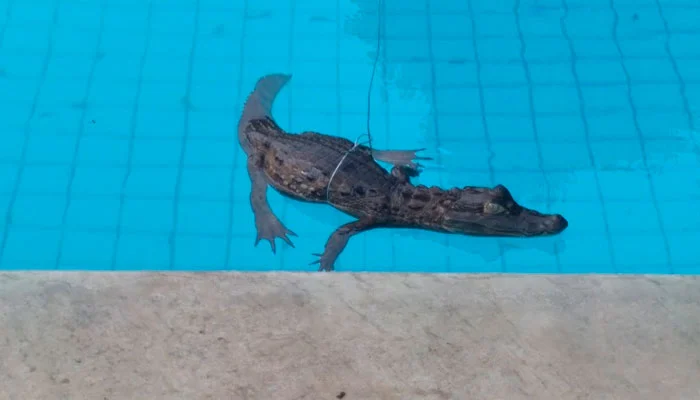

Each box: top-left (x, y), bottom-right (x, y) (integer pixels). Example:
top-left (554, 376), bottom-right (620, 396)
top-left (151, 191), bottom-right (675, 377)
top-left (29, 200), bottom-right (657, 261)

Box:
top-left (365, 0), bottom-right (382, 154)
top-left (325, 0), bottom-right (382, 202)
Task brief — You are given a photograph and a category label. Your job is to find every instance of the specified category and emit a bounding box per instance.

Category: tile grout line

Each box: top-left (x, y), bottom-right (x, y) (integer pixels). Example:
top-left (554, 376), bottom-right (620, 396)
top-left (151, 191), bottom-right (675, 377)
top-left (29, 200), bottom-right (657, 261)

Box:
top-left (560, 0), bottom-right (617, 271)
top-left (466, 0), bottom-right (506, 272)
top-left (513, 0), bottom-right (562, 271)
top-left (424, 0), bottom-right (453, 271)
top-left (609, 0), bottom-right (673, 273)
top-left (653, 0), bottom-right (698, 155)
top-left (169, 0), bottom-right (201, 270)
top-left (110, 1), bottom-right (153, 270)
top-left (0, 0), bottom-right (60, 266)
top-left (280, 0), bottom-right (296, 270)
top-left (54, 0), bottom-right (108, 269)
top-left (378, 0), bottom-right (397, 272)
top-left (0, 0), bottom-right (15, 48)
top-left (225, 2), bottom-right (249, 270)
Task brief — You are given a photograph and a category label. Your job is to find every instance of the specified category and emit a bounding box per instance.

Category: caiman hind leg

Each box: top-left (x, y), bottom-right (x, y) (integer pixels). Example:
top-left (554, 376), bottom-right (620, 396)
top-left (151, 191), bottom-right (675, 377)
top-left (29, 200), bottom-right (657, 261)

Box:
top-left (247, 155), bottom-right (297, 253)
top-left (311, 218), bottom-right (379, 272)
top-left (371, 148), bottom-right (432, 172)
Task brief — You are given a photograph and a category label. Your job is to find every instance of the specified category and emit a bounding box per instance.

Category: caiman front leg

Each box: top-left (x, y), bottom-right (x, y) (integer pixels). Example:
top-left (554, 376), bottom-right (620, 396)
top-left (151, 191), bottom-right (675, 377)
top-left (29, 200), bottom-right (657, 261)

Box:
top-left (311, 218), bottom-right (379, 272)
top-left (247, 155), bottom-right (297, 253)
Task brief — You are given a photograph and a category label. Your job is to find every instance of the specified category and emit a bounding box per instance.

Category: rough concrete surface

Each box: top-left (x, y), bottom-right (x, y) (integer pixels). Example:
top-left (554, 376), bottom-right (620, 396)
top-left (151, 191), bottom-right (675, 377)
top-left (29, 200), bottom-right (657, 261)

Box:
top-left (1, 272), bottom-right (699, 400)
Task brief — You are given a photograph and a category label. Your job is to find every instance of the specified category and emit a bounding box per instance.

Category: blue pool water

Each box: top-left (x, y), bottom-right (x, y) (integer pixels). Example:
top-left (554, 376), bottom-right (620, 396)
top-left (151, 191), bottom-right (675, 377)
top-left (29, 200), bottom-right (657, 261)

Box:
top-left (0, 0), bottom-right (698, 273)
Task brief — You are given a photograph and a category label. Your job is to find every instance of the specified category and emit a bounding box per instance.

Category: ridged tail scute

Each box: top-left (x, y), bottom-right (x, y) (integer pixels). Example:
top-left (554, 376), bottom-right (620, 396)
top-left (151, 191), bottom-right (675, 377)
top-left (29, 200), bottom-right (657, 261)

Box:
top-left (238, 73), bottom-right (292, 133)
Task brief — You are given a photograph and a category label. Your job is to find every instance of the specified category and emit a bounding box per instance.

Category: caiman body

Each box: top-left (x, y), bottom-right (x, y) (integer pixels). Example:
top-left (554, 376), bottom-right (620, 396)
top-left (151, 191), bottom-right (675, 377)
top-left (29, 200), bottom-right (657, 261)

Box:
top-left (238, 74), bottom-right (568, 271)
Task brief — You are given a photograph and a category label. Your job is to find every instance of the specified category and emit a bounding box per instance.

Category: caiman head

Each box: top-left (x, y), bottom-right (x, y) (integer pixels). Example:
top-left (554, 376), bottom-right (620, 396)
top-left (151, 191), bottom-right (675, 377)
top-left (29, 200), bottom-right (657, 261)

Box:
top-left (441, 184), bottom-right (568, 237)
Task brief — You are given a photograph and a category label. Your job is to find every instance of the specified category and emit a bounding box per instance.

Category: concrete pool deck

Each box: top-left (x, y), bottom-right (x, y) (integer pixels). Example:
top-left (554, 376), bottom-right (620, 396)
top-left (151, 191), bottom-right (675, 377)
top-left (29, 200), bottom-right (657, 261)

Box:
top-left (1, 272), bottom-right (699, 399)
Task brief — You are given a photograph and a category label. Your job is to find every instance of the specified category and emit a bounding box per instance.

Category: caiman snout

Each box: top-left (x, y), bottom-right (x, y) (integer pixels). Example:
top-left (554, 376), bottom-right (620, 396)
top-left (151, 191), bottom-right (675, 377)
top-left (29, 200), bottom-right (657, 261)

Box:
top-left (538, 214), bottom-right (568, 234)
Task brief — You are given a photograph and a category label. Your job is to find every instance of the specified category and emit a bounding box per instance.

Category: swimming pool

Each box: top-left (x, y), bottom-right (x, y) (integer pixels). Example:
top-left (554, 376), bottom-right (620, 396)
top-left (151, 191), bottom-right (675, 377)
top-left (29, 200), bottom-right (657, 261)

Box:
top-left (0, 0), bottom-right (698, 273)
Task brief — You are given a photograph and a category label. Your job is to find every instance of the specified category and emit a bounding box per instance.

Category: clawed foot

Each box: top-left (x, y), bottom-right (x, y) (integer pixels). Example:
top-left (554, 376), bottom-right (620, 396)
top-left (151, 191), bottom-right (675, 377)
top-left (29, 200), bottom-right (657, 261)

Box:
top-left (310, 252), bottom-right (335, 272)
top-left (254, 215), bottom-right (297, 254)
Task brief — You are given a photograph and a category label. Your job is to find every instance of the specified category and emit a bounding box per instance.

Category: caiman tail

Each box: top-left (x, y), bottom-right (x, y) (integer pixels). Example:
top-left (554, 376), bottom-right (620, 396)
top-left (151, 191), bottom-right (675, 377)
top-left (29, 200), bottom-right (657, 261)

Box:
top-left (238, 73), bottom-right (292, 151)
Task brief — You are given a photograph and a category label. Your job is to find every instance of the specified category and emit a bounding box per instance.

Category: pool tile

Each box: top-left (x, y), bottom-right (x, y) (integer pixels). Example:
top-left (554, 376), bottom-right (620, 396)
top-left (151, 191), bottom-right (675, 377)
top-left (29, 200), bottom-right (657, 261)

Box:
top-left (636, 112), bottom-right (692, 140)
top-left (658, 201), bottom-right (700, 233)
top-left (172, 236), bottom-right (228, 271)
top-left (65, 197), bottom-right (120, 229)
top-left (19, 165), bottom-right (71, 194)
top-left (393, 230), bottom-right (450, 272)
top-left (435, 87), bottom-right (482, 114)
top-left (666, 232), bottom-right (700, 268)
top-left (183, 139), bottom-right (236, 166)
top-left (623, 58), bottom-right (678, 83)
top-left (11, 194), bottom-right (67, 228)
top-left (533, 86), bottom-right (580, 114)
top-left (430, 14), bottom-right (472, 39)
top-left (475, 38), bottom-right (522, 62)
top-left (630, 83), bottom-right (685, 110)
top-left (558, 235), bottom-right (615, 273)
top-left (1, 229), bottom-right (62, 269)
top-left (88, 77), bottom-right (138, 108)
top-left (540, 141), bottom-right (592, 170)
top-left (124, 167), bottom-right (178, 197)
top-left (517, 9), bottom-right (563, 37)
top-left (139, 81), bottom-right (188, 110)
top-left (586, 112), bottom-right (638, 140)
top-left (575, 60), bottom-right (627, 85)
top-left (59, 231), bottom-right (116, 269)
top-left (650, 169), bottom-right (700, 201)
top-left (580, 85), bottom-right (630, 113)
top-left (175, 200), bottom-right (229, 236)
top-left (77, 137), bottom-right (130, 165)
top-left (571, 39), bottom-right (619, 60)
top-left (615, 7), bottom-right (664, 36)
top-left (502, 239), bottom-right (561, 273)
top-left (131, 139), bottom-right (183, 166)
top-left (535, 115), bottom-right (587, 142)
top-left (70, 166), bottom-right (125, 196)
top-left (435, 114), bottom-right (485, 142)
top-left (121, 198), bottom-right (173, 232)
top-left (529, 62), bottom-right (576, 85)
top-left (53, 26), bottom-right (100, 54)
top-left (491, 141), bottom-right (541, 171)
top-left (434, 61), bottom-right (478, 87)
top-left (597, 170), bottom-right (653, 201)
top-left (669, 33), bottom-right (700, 58)
top-left (563, 9), bottom-right (614, 38)
top-left (472, 12), bottom-right (518, 37)
top-left (114, 233), bottom-right (170, 270)
top-left (590, 139), bottom-right (644, 170)
top-left (604, 200), bottom-right (663, 235)
top-left (527, 38), bottom-right (572, 62)
top-left (449, 237), bottom-right (505, 272)
top-left (676, 59), bottom-right (700, 82)
top-left (486, 115), bottom-right (535, 142)
top-left (0, 165), bottom-right (19, 194)
top-left (483, 87), bottom-right (530, 114)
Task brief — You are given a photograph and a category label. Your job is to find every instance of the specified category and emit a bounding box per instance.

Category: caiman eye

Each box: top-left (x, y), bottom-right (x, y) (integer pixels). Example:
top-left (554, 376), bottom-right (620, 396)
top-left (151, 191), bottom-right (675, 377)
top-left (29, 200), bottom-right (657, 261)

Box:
top-left (484, 202), bottom-right (506, 215)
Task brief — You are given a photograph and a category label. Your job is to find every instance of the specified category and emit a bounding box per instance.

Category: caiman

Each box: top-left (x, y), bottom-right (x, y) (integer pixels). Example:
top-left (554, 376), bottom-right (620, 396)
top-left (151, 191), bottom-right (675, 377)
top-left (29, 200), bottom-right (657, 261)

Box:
top-left (238, 73), bottom-right (568, 271)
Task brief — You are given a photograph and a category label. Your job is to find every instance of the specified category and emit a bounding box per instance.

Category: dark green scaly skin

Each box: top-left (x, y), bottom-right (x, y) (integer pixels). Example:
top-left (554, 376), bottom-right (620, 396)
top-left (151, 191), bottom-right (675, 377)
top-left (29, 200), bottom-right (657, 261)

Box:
top-left (238, 74), bottom-right (568, 271)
